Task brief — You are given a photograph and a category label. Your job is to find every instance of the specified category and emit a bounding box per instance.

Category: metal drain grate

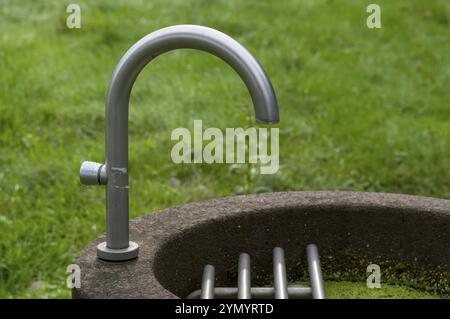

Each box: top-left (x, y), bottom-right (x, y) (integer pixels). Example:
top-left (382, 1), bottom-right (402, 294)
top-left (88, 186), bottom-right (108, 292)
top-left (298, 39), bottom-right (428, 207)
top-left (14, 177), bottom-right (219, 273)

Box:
top-left (187, 244), bottom-right (325, 299)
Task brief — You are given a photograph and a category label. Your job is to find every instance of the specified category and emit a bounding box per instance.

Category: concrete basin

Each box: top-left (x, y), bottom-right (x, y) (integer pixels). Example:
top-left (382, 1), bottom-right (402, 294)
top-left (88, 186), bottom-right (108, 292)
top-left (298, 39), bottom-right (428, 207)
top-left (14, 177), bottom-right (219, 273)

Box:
top-left (73, 191), bottom-right (450, 298)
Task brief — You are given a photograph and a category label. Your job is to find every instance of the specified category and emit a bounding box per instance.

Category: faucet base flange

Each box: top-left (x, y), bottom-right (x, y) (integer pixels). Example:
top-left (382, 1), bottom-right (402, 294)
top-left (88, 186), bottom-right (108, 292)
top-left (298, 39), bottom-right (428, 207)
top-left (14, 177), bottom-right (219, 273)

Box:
top-left (97, 241), bottom-right (139, 261)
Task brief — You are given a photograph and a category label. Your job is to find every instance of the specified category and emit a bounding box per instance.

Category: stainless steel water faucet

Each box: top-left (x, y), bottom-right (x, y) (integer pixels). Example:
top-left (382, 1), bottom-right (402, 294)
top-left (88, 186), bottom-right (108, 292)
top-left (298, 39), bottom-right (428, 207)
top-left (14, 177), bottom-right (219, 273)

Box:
top-left (80, 25), bottom-right (279, 261)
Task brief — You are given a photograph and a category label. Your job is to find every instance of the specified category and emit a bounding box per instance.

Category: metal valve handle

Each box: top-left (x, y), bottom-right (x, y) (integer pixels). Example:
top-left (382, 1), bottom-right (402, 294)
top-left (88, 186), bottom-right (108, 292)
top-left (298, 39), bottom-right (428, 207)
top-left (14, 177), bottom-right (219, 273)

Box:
top-left (80, 161), bottom-right (107, 185)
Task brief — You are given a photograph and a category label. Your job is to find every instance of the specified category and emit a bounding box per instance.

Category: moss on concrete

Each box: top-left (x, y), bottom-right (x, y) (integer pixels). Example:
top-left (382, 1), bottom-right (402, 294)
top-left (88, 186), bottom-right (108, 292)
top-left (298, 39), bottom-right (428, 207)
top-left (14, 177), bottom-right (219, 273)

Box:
top-left (324, 281), bottom-right (446, 299)
top-left (288, 250), bottom-right (450, 297)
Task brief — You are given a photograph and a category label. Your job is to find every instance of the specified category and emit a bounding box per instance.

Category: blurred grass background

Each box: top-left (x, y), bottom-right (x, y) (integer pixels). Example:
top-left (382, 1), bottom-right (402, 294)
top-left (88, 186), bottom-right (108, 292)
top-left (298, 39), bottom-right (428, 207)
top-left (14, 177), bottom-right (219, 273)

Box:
top-left (0, 0), bottom-right (449, 298)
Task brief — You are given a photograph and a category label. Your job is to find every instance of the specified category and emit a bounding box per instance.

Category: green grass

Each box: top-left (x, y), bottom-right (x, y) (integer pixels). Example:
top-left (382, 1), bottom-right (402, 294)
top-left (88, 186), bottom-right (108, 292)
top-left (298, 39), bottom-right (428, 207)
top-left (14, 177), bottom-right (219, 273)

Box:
top-left (0, 0), bottom-right (449, 298)
top-left (325, 281), bottom-right (443, 299)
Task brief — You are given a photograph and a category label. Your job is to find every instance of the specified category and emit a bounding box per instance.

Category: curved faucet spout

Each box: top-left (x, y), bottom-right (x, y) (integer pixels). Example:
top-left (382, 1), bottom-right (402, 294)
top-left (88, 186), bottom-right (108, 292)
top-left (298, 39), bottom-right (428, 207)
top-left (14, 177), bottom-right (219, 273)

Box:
top-left (83, 25), bottom-right (279, 261)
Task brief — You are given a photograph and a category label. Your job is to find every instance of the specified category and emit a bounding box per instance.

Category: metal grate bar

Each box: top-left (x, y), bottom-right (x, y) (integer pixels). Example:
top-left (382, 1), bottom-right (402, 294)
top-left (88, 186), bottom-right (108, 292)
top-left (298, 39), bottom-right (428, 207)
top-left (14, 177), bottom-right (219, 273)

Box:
top-left (273, 247), bottom-right (289, 299)
top-left (306, 244), bottom-right (326, 299)
top-left (192, 244), bottom-right (326, 299)
top-left (187, 286), bottom-right (312, 299)
top-left (200, 264), bottom-right (215, 299)
top-left (238, 253), bottom-right (251, 299)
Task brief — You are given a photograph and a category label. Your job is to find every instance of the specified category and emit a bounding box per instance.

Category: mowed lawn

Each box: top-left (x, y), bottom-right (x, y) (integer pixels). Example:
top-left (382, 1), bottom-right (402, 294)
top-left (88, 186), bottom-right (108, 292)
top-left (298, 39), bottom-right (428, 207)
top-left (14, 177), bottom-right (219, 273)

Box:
top-left (0, 0), bottom-right (449, 298)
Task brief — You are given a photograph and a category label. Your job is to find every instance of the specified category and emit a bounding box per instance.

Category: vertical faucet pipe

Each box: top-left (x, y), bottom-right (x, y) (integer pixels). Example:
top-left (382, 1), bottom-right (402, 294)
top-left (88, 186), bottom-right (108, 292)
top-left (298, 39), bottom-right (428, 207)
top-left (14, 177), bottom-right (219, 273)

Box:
top-left (81, 25), bottom-right (279, 261)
